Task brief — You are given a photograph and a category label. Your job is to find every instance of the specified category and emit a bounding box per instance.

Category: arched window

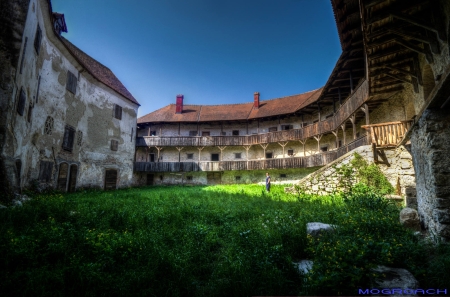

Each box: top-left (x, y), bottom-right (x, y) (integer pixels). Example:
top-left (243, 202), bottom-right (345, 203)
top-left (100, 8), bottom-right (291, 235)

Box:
top-left (422, 64), bottom-right (436, 101)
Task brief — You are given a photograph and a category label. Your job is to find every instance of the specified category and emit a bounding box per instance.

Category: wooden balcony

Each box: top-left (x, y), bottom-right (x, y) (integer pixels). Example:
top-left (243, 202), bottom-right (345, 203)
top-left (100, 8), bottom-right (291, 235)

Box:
top-left (134, 135), bottom-right (369, 172)
top-left (136, 80), bottom-right (370, 147)
top-left (361, 121), bottom-right (412, 148)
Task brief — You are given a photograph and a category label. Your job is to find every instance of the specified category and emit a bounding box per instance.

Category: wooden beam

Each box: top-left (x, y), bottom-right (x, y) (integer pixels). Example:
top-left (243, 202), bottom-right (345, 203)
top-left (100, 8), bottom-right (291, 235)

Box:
top-left (370, 86), bottom-right (404, 95)
top-left (393, 38), bottom-right (433, 63)
top-left (389, 28), bottom-right (440, 54)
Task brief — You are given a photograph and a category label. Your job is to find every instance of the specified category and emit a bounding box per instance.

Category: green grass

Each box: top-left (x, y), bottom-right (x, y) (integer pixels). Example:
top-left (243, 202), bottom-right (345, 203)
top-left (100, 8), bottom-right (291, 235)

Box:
top-left (1, 184), bottom-right (449, 296)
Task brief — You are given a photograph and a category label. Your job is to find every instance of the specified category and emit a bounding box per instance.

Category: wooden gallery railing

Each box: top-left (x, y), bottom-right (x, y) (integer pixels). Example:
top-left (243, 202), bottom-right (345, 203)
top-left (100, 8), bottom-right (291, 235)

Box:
top-left (136, 80), bottom-right (370, 147)
top-left (361, 121), bottom-right (412, 148)
top-left (134, 135), bottom-right (370, 172)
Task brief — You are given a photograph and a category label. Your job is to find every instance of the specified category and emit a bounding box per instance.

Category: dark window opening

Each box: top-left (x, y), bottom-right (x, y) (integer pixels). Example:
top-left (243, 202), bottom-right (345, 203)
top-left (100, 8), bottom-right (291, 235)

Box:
top-left (131, 128), bottom-right (133, 142)
top-left (110, 140), bottom-right (118, 151)
top-left (149, 153), bottom-right (155, 162)
top-left (288, 149), bottom-right (294, 156)
top-left (266, 152), bottom-right (273, 159)
top-left (159, 175), bottom-right (163, 181)
top-left (189, 131), bottom-right (197, 136)
top-left (232, 130), bottom-right (239, 136)
top-left (66, 71), bottom-right (77, 94)
top-left (62, 125), bottom-right (75, 152)
top-left (17, 88), bottom-right (26, 116)
top-left (235, 176), bottom-right (241, 181)
top-left (280, 174), bottom-right (287, 178)
top-left (202, 131), bottom-right (210, 136)
top-left (281, 125), bottom-right (293, 130)
top-left (186, 176), bottom-right (193, 181)
top-left (150, 130), bottom-right (157, 136)
top-left (113, 104), bottom-right (122, 120)
top-left (338, 140), bottom-right (342, 148)
top-left (19, 37), bottom-right (28, 74)
top-left (187, 153), bottom-right (194, 159)
top-left (211, 153), bottom-right (219, 161)
top-left (268, 127), bottom-right (277, 132)
top-left (235, 153), bottom-right (242, 159)
top-left (34, 24), bottom-right (42, 54)
top-left (320, 146), bottom-right (328, 152)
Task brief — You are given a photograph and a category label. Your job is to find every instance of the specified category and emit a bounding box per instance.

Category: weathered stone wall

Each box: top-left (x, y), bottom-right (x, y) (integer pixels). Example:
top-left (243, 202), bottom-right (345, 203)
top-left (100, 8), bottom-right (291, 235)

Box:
top-left (2, 0), bottom-right (139, 191)
top-left (288, 145), bottom-right (415, 196)
top-left (410, 109), bottom-right (450, 242)
top-left (133, 167), bottom-right (319, 186)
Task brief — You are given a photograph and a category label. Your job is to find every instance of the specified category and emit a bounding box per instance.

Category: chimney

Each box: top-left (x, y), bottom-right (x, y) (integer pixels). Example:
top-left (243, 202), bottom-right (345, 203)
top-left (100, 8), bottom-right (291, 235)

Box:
top-left (254, 92), bottom-right (260, 109)
top-left (176, 94), bottom-right (183, 114)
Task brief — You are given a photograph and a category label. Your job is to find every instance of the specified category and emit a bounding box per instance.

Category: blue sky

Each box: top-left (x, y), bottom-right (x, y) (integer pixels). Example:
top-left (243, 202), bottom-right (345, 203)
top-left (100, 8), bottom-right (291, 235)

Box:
top-left (51, 0), bottom-right (342, 117)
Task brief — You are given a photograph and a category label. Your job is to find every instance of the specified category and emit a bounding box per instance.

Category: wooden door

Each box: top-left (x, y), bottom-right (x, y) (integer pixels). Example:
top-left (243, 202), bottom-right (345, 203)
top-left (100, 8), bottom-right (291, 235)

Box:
top-left (57, 163), bottom-right (68, 191)
top-left (105, 169), bottom-right (117, 190)
top-left (147, 174), bottom-right (154, 185)
top-left (67, 164), bottom-right (78, 192)
top-left (207, 172), bottom-right (221, 185)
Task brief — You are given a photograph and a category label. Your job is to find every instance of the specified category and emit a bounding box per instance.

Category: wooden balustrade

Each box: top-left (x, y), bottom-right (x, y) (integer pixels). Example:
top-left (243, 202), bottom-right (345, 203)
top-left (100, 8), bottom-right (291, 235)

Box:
top-left (134, 136), bottom-right (370, 172)
top-left (361, 121), bottom-right (412, 148)
top-left (136, 80), bottom-right (369, 147)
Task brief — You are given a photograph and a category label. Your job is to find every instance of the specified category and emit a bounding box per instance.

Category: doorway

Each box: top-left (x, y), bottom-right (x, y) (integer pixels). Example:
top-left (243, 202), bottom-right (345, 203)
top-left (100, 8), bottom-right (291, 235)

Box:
top-left (67, 164), bottom-right (78, 192)
top-left (147, 174), bottom-right (154, 185)
top-left (105, 169), bottom-right (118, 190)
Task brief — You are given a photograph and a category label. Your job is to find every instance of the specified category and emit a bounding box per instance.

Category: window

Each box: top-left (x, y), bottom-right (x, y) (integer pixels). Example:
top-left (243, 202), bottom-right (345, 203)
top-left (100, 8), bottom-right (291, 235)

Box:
top-left (159, 175), bottom-right (163, 181)
top-left (27, 103), bottom-right (33, 123)
top-left (266, 152), bottom-right (273, 159)
top-left (189, 131), bottom-right (197, 136)
top-left (235, 176), bottom-right (241, 181)
top-left (104, 169), bottom-right (118, 190)
top-left (150, 130), bottom-right (157, 136)
top-left (113, 104), bottom-right (122, 120)
top-left (44, 116), bottom-right (54, 135)
top-left (131, 128), bottom-right (133, 142)
top-left (186, 176), bottom-right (193, 181)
top-left (66, 70), bottom-right (77, 94)
top-left (288, 149), bottom-right (294, 156)
top-left (39, 161), bottom-right (54, 182)
top-left (268, 127), bottom-right (277, 132)
top-left (187, 153), bottom-right (194, 160)
top-left (17, 87), bottom-right (26, 116)
top-left (211, 153), bottom-right (219, 161)
top-left (202, 131), bottom-right (210, 136)
top-left (234, 153), bottom-right (241, 159)
top-left (19, 37), bottom-right (28, 74)
top-left (280, 174), bottom-right (287, 178)
top-left (76, 131), bottom-right (83, 146)
top-left (221, 132), bottom-right (226, 136)
top-left (110, 140), bottom-right (118, 151)
top-left (34, 24), bottom-right (42, 54)
top-left (62, 125), bottom-right (75, 152)
top-left (320, 146), bottom-right (328, 152)
top-left (232, 130), bottom-right (239, 136)
top-left (281, 125), bottom-right (293, 130)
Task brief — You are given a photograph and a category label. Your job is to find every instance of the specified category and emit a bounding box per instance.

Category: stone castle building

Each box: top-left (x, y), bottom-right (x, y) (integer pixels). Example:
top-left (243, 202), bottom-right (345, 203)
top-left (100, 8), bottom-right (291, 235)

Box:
top-left (0, 0), bottom-right (140, 194)
top-left (1, 0), bottom-right (449, 241)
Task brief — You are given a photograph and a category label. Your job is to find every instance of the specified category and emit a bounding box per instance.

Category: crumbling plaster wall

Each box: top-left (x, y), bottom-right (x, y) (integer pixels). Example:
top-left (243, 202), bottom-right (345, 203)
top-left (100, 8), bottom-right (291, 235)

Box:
top-left (7, 0), bottom-right (138, 190)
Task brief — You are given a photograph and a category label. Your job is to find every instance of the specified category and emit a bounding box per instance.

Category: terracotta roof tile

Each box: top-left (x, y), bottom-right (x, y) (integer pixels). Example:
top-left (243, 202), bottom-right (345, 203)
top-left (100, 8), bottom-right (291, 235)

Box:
top-left (138, 88), bottom-right (323, 124)
top-left (60, 37), bottom-right (139, 105)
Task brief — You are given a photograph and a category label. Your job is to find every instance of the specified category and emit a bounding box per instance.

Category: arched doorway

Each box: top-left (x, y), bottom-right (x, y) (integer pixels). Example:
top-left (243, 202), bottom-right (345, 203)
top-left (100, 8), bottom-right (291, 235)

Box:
top-left (67, 164), bottom-right (78, 192)
top-left (57, 162), bottom-right (68, 191)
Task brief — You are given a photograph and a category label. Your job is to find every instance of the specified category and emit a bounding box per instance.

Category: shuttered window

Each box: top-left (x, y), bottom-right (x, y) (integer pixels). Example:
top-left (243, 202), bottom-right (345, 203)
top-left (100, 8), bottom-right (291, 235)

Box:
top-left (62, 125), bottom-right (75, 152)
top-left (34, 24), bottom-right (42, 54)
top-left (114, 104), bottom-right (122, 120)
top-left (17, 88), bottom-right (26, 116)
top-left (66, 71), bottom-right (77, 94)
top-left (110, 140), bottom-right (118, 151)
top-left (39, 161), bottom-right (54, 182)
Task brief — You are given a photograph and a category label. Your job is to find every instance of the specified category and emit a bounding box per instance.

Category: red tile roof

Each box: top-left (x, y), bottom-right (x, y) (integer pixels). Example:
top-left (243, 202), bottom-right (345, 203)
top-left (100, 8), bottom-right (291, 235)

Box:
top-left (60, 37), bottom-right (139, 105)
top-left (137, 88), bottom-right (323, 124)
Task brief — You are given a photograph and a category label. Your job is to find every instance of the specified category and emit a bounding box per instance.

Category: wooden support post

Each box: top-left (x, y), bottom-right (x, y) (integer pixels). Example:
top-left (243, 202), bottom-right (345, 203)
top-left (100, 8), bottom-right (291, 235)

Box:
top-left (332, 130), bottom-right (339, 149)
top-left (176, 147), bottom-right (184, 162)
top-left (155, 146), bottom-right (163, 162)
top-left (314, 135), bottom-right (323, 153)
top-left (218, 146), bottom-right (227, 161)
top-left (278, 141), bottom-right (288, 168)
top-left (349, 114), bottom-right (357, 140)
top-left (341, 124), bottom-right (346, 146)
top-left (260, 143), bottom-right (269, 159)
top-left (197, 147), bottom-right (204, 162)
top-left (361, 104), bottom-right (370, 143)
top-left (299, 140), bottom-right (306, 157)
top-left (243, 145), bottom-right (252, 160)
top-left (147, 125), bottom-right (151, 137)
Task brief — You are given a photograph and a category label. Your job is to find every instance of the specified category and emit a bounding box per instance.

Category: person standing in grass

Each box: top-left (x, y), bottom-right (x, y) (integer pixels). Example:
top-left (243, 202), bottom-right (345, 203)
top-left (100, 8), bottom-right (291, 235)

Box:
top-left (265, 172), bottom-right (271, 193)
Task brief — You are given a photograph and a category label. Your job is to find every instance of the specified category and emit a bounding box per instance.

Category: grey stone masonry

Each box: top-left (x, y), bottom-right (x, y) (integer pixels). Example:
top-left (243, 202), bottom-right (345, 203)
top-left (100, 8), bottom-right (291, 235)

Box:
top-left (410, 109), bottom-right (450, 242)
